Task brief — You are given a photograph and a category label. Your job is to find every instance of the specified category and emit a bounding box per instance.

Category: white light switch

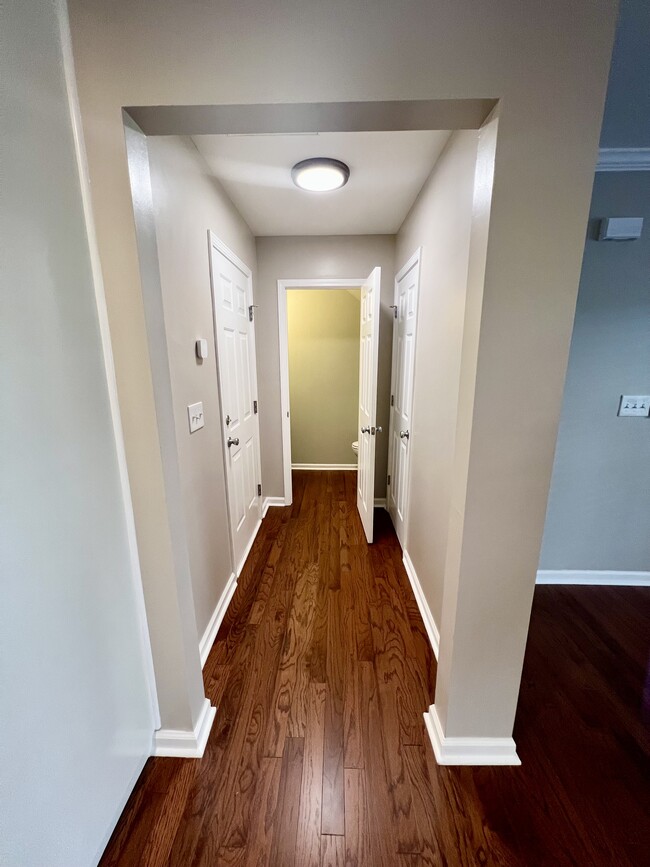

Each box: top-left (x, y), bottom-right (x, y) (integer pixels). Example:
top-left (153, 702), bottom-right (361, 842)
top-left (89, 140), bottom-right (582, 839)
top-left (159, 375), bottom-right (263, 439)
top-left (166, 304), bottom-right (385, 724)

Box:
top-left (188, 401), bottom-right (205, 432)
top-left (618, 395), bottom-right (650, 418)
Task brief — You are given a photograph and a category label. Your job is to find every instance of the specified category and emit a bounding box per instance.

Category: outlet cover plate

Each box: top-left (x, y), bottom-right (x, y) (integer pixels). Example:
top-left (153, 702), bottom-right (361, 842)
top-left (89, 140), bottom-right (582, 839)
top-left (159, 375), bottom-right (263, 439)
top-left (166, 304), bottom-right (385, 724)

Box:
top-left (618, 395), bottom-right (650, 417)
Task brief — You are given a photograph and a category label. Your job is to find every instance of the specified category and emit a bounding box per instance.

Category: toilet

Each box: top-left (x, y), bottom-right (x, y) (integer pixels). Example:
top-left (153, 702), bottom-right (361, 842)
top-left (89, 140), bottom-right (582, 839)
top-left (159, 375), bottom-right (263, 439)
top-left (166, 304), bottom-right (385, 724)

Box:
top-left (351, 440), bottom-right (359, 460)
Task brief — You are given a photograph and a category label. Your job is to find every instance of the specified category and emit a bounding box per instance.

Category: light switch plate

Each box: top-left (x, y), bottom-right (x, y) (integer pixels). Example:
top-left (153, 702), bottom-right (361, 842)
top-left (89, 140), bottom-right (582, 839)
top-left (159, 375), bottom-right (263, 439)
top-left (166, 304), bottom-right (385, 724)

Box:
top-left (618, 395), bottom-right (650, 417)
top-left (188, 401), bottom-right (205, 432)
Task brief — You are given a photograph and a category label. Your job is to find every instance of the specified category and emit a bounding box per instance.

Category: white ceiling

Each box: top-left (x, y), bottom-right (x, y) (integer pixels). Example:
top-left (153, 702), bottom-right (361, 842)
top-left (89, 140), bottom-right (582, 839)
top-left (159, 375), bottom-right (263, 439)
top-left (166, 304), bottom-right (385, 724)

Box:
top-left (192, 130), bottom-right (451, 236)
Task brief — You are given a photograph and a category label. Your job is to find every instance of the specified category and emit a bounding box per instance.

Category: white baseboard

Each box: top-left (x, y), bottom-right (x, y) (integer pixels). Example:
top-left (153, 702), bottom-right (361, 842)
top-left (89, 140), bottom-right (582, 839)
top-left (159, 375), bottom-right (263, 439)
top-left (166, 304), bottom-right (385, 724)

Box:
top-left (424, 704), bottom-right (520, 766)
top-left (596, 147), bottom-right (650, 172)
top-left (153, 698), bottom-right (216, 758)
top-left (291, 463), bottom-right (357, 471)
top-left (236, 517), bottom-right (262, 577)
top-left (199, 571), bottom-right (237, 668)
top-left (536, 569), bottom-right (650, 587)
top-left (374, 498), bottom-right (387, 509)
top-left (402, 550), bottom-right (440, 660)
top-left (262, 496), bottom-right (286, 517)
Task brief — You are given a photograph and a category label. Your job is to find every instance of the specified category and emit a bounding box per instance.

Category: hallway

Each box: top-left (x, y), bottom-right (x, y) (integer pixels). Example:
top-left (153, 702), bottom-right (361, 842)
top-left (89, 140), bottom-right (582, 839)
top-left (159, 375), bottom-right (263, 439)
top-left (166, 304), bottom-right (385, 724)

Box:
top-left (100, 471), bottom-right (650, 866)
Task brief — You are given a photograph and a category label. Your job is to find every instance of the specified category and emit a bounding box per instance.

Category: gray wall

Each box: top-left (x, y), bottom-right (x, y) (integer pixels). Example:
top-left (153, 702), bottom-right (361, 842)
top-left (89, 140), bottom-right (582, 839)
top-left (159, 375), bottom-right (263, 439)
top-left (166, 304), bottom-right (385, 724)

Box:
top-left (148, 135), bottom-right (257, 639)
top-left (600, 0), bottom-right (650, 148)
top-left (0, 2), bottom-right (155, 864)
top-left (540, 171), bottom-right (650, 573)
top-left (255, 236), bottom-right (395, 499)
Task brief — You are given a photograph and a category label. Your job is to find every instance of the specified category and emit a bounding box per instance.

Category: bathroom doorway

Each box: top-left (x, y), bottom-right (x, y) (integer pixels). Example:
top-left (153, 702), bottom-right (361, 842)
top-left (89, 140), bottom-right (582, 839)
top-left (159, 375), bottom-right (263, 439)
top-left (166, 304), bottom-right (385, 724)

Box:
top-left (277, 271), bottom-right (382, 541)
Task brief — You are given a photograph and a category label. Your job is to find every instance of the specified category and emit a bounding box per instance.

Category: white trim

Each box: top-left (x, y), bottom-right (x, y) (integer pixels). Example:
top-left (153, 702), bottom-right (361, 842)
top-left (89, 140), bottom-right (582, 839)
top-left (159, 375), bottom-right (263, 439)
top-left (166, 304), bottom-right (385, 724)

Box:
top-left (387, 248), bottom-right (422, 549)
top-left (291, 462), bottom-right (357, 471)
top-left (153, 698), bottom-right (216, 758)
top-left (59, 5), bottom-right (160, 727)
top-left (236, 518), bottom-right (262, 577)
top-left (596, 148), bottom-right (650, 172)
top-left (278, 278), bottom-right (366, 507)
top-left (374, 497), bottom-right (387, 509)
top-left (536, 569), bottom-right (650, 586)
top-left (424, 705), bottom-right (520, 766)
top-left (262, 496), bottom-right (287, 517)
top-left (402, 550), bottom-right (440, 659)
top-left (199, 572), bottom-right (237, 668)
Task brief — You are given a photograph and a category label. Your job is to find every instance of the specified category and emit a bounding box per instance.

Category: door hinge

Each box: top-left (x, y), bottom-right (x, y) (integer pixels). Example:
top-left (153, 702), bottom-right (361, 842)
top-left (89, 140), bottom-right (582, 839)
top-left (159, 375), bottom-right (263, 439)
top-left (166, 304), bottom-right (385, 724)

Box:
top-left (390, 394), bottom-right (394, 406)
top-left (257, 483), bottom-right (262, 497)
top-left (390, 304), bottom-right (398, 319)
top-left (253, 399), bottom-right (258, 414)
top-left (248, 304), bottom-right (258, 322)
top-left (387, 475), bottom-right (391, 486)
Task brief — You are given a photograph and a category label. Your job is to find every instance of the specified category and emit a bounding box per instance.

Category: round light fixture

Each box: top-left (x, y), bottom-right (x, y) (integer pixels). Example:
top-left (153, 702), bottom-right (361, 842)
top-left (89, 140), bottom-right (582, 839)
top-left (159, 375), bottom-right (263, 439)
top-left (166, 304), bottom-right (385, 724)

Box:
top-left (291, 157), bottom-right (350, 192)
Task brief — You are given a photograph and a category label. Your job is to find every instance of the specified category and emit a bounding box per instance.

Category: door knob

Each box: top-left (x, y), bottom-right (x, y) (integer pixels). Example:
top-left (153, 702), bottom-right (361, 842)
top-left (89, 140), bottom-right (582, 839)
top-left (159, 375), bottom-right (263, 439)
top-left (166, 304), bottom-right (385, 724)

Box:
top-left (375, 426), bottom-right (383, 434)
top-left (400, 430), bottom-right (410, 440)
top-left (361, 426), bottom-right (371, 434)
top-left (227, 436), bottom-right (240, 447)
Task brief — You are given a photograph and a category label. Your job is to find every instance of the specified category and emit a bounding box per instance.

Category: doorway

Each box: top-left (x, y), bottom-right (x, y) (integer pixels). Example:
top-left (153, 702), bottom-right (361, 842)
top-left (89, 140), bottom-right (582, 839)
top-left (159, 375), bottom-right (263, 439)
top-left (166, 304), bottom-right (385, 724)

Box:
top-left (278, 271), bottom-right (382, 542)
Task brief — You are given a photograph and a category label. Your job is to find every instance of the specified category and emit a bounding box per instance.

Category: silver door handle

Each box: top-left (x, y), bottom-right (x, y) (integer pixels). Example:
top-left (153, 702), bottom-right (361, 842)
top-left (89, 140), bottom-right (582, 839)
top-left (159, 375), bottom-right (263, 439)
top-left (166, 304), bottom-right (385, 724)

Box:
top-left (400, 430), bottom-right (410, 439)
top-left (361, 426), bottom-right (371, 434)
top-left (375, 426), bottom-right (383, 434)
top-left (227, 437), bottom-right (240, 447)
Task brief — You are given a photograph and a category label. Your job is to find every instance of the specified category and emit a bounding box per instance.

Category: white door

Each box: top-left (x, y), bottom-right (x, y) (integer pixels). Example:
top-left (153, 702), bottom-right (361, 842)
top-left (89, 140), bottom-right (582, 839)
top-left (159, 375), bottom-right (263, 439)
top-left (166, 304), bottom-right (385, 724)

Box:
top-left (388, 250), bottom-right (421, 547)
top-left (208, 232), bottom-right (262, 575)
top-left (357, 266), bottom-right (382, 543)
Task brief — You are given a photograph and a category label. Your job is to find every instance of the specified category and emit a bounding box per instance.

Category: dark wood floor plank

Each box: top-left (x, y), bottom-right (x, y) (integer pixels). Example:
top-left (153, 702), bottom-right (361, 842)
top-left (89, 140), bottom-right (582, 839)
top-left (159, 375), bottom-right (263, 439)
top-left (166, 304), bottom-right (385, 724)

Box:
top-left (269, 737), bottom-right (305, 867)
top-left (100, 470), bottom-right (650, 867)
top-left (322, 589), bottom-right (346, 835)
top-left (295, 682), bottom-right (327, 867)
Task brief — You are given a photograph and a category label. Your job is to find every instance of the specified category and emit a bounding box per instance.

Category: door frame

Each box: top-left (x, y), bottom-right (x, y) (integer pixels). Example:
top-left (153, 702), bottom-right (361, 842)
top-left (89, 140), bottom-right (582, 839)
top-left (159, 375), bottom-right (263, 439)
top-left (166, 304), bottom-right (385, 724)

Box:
top-left (277, 277), bottom-right (366, 506)
top-left (387, 247), bottom-right (422, 548)
top-left (208, 231), bottom-right (263, 575)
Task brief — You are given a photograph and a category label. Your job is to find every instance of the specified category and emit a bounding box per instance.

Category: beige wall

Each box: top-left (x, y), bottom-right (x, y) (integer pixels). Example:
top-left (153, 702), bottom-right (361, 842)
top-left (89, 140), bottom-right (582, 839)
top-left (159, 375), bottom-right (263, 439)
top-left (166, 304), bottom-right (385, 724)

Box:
top-left (147, 136), bottom-right (257, 639)
top-left (395, 130), bottom-right (479, 628)
top-left (256, 236), bottom-right (395, 498)
top-left (69, 0), bottom-right (617, 744)
top-left (288, 289), bottom-right (360, 466)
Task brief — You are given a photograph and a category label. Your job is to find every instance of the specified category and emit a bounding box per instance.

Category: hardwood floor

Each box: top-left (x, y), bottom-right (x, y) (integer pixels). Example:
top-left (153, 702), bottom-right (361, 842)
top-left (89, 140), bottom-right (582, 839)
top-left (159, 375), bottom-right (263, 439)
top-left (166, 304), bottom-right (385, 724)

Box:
top-left (100, 470), bottom-right (650, 866)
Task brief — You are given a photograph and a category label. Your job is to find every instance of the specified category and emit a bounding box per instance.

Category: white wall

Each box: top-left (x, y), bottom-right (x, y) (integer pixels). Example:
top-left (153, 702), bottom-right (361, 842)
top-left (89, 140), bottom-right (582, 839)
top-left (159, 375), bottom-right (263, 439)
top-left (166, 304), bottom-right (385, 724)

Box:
top-left (395, 131), bottom-right (479, 627)
top-left (147, 135), bottom-right (257, 638)
top-left (0, 2), bottom-right (155, 864)
top-left (255, 236), bottom-right (395, 498)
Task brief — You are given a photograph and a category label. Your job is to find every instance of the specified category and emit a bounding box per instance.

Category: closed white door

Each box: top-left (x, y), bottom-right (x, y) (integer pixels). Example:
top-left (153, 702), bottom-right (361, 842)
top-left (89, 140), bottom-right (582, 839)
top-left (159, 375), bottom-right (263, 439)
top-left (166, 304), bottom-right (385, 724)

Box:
top-left (208, 233), bottom-right (262, 575)
top-left (357, 266), bottom-right (382, 543)
top-left (388, 250), bottom-right (421, 548)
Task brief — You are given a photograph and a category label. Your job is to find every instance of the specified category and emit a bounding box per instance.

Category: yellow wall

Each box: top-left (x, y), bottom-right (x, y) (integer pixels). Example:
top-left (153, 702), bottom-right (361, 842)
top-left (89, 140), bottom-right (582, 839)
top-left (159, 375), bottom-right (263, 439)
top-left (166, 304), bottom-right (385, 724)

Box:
top-left (288, 289), bottom-right (360, 465)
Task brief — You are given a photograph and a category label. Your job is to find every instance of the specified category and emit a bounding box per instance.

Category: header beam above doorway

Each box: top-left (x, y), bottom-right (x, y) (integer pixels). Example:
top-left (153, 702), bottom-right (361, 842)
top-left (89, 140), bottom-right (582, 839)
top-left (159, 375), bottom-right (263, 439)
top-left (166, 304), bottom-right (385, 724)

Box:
top-left (124, 99), bottom-right (497, 137)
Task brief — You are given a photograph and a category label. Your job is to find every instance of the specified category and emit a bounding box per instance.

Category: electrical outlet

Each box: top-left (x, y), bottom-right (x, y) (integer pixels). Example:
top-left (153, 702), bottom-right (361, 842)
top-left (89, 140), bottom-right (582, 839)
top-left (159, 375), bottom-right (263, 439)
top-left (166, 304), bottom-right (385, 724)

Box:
top-left (618, 395), bottom-right (650, 418)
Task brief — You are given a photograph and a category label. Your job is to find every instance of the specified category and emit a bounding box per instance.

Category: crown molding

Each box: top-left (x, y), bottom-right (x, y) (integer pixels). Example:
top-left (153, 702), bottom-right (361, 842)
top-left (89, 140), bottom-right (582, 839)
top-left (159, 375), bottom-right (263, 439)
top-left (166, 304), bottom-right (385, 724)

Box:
top-left (596, 148), bottom-right (650, 172)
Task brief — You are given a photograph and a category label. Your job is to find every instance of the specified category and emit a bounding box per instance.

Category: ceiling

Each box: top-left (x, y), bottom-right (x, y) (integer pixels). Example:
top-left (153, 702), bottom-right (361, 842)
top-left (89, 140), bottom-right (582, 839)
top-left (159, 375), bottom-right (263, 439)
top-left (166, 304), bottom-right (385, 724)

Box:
top-left (192, 130), bottom-right (451, 236)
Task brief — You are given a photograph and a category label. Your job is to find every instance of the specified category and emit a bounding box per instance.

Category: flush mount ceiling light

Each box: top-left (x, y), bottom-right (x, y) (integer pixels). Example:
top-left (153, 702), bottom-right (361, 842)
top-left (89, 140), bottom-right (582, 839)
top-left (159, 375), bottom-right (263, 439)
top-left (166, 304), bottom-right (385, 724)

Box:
top-left (291, 157), bottom-right (350, 192)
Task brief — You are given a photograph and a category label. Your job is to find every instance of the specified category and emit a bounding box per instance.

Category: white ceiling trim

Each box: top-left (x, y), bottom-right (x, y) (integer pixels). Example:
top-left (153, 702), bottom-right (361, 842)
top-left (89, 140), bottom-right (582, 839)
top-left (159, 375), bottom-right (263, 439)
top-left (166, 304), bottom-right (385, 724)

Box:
top-left (596, 148), bottom-right (650, 172)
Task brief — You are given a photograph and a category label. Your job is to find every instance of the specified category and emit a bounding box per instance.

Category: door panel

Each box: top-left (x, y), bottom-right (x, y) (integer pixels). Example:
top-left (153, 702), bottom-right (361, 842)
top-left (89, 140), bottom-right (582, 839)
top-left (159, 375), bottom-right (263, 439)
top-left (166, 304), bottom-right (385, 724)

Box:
top-left (357, 267), bottom-right (382, 543)
top-left (209, 234), bottom-right (262, 574)
top-left (388, 251), bottom-right (421, 547)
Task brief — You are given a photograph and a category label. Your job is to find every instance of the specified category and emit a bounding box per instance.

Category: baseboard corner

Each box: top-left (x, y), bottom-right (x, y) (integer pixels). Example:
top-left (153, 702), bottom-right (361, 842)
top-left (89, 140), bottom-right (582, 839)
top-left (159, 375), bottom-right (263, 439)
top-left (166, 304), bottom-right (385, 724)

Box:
top-left (153, 698), bottom-right (216, 758)
top-left (262, 496), bottom-right (287, 518)
top-left (424, 705), bottom-right (520, 767)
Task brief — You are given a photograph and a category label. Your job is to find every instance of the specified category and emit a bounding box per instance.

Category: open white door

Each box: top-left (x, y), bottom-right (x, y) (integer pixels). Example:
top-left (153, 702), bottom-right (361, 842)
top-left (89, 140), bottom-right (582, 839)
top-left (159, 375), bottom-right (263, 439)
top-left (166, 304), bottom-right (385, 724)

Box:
top-left (387, 250), bottom-right (421, 548)
top-left (357, 266), bottom-right (382, 543)
top-left (208, 233), bottom-right (262, 575)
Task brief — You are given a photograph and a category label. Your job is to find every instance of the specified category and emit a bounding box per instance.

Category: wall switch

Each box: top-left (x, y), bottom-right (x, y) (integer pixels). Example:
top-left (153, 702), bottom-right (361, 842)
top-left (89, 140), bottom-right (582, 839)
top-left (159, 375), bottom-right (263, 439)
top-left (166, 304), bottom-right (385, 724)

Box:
top-left (188, 401), bottom-right (205, 432)
top-left (618, 395), bottom-right (650, 417)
